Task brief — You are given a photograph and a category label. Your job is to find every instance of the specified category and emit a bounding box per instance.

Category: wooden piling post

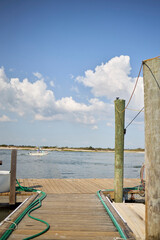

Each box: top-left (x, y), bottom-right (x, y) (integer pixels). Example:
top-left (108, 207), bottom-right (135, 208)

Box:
top-left (9, 149), bottom-right (17, 205)
top-left (143, 57), bottom-right (160, 240)
top-left (114, 98), bottom-right (125, 203)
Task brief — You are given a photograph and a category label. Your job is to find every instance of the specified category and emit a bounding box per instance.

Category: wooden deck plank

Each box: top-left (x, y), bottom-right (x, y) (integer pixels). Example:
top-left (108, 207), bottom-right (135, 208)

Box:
top-left (9, 230), bottom-right (120, 240)
top-left (0, 178), bottom-right (144, 239)
top-left (47, 179), bottom-right (59, 193)
top-left (113, 202), bottom-right (145, 240)
top-left (17, 178), bottom-right (140, 194)
top-left (8, 193), bottom-right (120, 239)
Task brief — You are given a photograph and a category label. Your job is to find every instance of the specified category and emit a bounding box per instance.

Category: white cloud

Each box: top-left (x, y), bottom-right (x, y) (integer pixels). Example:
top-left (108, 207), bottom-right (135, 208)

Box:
top-left (0, 66), bottom-right (9, 87)
top-left (0, 56), bottom-right (144, 128)
top-left (76, 55), bottom-right (144, 108)
top-left (55, 97), bottom-right (113, 125)
top-left (0, 67), bottom-right (56, 117)
top-left (33, 72), bottom-right (43, 79)
top-left (35, 113), bottom-right (64, 121)
top-left (50, 81), bottom-right (54, 87)
top-left (0, 67), bottom-right (111, 126)
top-left (56, 97), bottom-right (88, 112)
top-left (0, 115), bottom-right (12, 122)
top-left (92, 125), bottom-right (98, 130)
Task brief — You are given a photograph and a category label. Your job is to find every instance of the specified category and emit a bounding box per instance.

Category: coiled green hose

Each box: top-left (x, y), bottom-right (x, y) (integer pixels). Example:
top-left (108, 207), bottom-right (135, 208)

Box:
top-left (0, 180), bottom-right (50, 240)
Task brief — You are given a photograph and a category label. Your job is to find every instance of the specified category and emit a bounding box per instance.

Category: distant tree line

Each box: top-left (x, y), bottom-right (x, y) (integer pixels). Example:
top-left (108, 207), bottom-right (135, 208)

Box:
top-left (0, 144), bottom-right (144, 151)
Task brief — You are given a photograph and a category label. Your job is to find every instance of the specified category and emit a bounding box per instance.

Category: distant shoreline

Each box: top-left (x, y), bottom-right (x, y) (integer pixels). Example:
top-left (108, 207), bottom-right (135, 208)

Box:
top-left (0, 146), bottom-right (145, 153)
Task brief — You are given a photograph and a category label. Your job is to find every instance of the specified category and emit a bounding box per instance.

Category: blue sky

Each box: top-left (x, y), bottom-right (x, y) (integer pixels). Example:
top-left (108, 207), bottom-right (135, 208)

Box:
top-left (0, 0), bottom-right (159, 148)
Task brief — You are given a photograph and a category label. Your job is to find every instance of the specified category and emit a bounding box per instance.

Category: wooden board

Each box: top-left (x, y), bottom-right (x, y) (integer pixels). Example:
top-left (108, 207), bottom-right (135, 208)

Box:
top-left (113, 202), bottom-right (145, 240)
top-left (99, 191), bottom-right (135, 239)
top-left (8, 193), bottom-right (120, 240)
top-left (0, 178), bottom-right (144, 239)
top-left (17, 178), bottom-right (140, 194)
top-left (0, 193), bottom-right (38, 238)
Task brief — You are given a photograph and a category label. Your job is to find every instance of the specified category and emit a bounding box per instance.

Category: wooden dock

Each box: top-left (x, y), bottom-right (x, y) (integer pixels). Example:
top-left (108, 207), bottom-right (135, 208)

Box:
top-left (0, 178), bottom-right (145, 240)
top-left (113, 202), bottom-right (145, 240)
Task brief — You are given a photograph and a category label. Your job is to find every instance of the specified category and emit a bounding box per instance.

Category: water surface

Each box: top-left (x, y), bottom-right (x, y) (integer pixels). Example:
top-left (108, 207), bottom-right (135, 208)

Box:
top-left (0, 149), bottom-right (144, 179)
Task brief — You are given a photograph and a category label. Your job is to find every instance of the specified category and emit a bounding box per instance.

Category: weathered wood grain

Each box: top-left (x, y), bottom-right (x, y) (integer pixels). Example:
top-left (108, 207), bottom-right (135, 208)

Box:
top-left (0, 178), bottom-right (144, 239)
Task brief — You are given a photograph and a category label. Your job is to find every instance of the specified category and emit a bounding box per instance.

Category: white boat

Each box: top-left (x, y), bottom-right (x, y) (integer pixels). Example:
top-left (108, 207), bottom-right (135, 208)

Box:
top-left (0, 171), bottom-right (10, 193)
top-left (29, 149), bottom-right (48, 156)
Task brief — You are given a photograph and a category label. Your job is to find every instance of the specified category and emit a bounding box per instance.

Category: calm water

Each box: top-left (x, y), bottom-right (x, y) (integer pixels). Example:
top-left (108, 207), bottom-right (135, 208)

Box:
top-left (0, 149), bottom-right (144, 179)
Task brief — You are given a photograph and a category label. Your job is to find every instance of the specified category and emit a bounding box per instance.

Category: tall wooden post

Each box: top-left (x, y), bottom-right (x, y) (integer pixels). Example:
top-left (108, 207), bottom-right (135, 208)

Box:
top-left (9, 149), bottom-right (17, 205)
top-left (143, 57), bottom-right (160, 240)
top-left (114, 98), bottom-right (125, 202)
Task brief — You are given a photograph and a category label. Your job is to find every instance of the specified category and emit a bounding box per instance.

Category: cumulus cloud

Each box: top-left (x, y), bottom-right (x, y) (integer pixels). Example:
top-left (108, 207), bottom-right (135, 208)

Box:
top-left (0, 56), bottom-right (144, 128)
top-left (54, 97), bottom-right (112, 125)
top-left (56, 97), bottom-right (88, 112)
top-left (0, 67), bottom-right (56, 117)
top-left (76, 55), bottom-right (144, 108)
top-left (0, 67), bottom-right (111, 126)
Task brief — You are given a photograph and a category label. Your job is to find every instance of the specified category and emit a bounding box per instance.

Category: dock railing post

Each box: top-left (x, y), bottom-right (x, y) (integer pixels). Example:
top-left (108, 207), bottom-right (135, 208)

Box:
top-left (143, 57), bottom-right (160, 240)
top-left (114, 98), bottom-right (125, 203)
top-left (9, 149), bottom-right (17, 205)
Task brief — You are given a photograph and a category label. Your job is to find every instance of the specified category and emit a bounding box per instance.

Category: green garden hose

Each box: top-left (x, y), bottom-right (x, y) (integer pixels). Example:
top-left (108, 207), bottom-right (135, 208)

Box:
top-left (0, 180), bottom-right (50, 240)
top-left (1, 180), bottom-right (143, 240)
top-left (97, 186), bottom-right (143, 239)
top-left (97, 190), bottom-right (127, 240)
